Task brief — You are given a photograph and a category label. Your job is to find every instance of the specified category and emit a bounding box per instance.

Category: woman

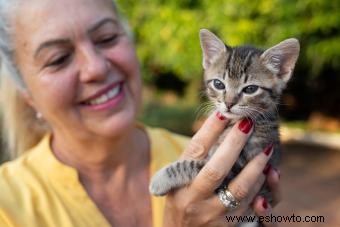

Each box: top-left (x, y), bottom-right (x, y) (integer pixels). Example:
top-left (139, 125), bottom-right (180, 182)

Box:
top-left (0, 0), bottom-right (280, 226)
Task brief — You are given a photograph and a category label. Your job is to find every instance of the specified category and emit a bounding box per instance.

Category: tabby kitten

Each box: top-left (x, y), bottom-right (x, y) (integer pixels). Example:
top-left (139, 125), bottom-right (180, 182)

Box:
top-left (149, 29), bottom-right (300, 198)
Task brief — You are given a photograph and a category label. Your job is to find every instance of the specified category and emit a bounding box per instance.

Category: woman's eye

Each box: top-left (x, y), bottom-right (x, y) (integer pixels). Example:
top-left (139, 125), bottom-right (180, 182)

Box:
top-left (243, 85), bottom-right (259, 94)
top-left (97, 34), bottom-right (118, 45)
top-left (47, 54), bottom-right (70, 67)
top-left (213, 79), bottom-right (225, 90)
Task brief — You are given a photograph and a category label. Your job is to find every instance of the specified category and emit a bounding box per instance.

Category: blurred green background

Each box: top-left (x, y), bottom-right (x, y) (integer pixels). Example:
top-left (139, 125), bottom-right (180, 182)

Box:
top-left (116, 0), bottom-right (340, 135)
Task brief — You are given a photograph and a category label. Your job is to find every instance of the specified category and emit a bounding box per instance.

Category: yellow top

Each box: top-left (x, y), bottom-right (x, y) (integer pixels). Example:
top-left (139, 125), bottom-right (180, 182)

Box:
top-left (0, 126), bottom-right (189, 227)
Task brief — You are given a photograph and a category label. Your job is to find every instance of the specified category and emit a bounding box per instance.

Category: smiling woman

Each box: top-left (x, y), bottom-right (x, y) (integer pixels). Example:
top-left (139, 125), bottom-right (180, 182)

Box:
top-left (0, 0), bottom-right (281, 226)
top-left (1, 0), bottom-right (139, 157)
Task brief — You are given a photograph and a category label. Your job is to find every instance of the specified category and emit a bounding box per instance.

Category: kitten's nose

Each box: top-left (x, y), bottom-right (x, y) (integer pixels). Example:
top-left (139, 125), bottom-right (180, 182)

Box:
top-left (225, 102), bottom-right (236, 110)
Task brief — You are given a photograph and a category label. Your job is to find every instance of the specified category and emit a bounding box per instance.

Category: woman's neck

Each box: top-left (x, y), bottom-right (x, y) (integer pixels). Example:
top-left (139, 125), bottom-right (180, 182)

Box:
top-left (51, 125), bottom-right (152, 226)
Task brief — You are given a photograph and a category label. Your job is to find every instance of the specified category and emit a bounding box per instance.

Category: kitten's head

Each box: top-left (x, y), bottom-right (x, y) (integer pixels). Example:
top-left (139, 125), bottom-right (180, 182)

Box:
top-left (199, 29), bottom-right (300, 121)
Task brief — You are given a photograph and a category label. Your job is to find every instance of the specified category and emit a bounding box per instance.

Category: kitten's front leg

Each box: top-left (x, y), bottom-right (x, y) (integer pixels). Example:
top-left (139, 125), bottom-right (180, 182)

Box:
top-left (149, 159), bottom-right (206, 196)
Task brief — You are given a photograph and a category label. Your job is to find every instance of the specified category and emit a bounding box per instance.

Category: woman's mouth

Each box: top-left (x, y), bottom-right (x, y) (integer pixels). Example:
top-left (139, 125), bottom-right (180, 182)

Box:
top-left (81, 82), bottom-right (125, 110)
top-left (86, 85), bottom-right (121, 105)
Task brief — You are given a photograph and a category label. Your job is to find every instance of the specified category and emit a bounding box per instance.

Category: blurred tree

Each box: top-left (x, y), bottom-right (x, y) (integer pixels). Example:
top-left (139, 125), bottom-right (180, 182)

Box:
top-left (116, 0), bottom-right (340, 118)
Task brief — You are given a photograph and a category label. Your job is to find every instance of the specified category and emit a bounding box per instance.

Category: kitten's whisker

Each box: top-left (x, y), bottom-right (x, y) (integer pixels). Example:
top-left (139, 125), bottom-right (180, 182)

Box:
top-left (199, 90), bottom-right (208, 100)
top-left (196, 101), bottom-right (215, 120)
top-left (240, 106), bottom-right (273, 122)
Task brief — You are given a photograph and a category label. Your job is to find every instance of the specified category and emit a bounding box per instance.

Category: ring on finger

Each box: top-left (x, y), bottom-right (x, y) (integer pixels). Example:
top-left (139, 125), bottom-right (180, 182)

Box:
top-left (217, 187), bottom-right (241, 210)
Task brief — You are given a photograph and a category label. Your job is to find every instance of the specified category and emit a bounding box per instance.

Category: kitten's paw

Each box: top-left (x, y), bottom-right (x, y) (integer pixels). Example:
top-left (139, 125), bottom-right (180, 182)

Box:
top-left (149, 170), bottom-right (173, 196)
top-left (149, 160), bottom-right (205, 196)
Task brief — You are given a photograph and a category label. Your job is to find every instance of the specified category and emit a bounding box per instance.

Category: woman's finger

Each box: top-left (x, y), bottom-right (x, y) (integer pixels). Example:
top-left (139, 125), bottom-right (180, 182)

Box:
top-left (253, 196), bottom-right (277, 227)
top-left (228, 144), bottom-right (273, 201)
top-left (190, 118), bottom-right (254, 197)
top-left (266, 167), bottom-right (281, 206)
top-left (210, 146), bottom-right (271, 211)
top-left (208, 190), bottom-right (254, 216)
top-left (181, 112), bottom-right (229, 160)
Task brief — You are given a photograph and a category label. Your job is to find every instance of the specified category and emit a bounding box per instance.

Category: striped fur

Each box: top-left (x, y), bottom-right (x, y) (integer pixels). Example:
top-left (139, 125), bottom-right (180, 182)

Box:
top-left (149, 29), bottom-right (299, 198)
top-left (150, 160), bottom-right (205, 196)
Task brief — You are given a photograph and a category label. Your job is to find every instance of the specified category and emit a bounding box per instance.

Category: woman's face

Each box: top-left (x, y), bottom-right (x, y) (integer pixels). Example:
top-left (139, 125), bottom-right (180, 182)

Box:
top-left (13, 0), bottom-right (142, 139)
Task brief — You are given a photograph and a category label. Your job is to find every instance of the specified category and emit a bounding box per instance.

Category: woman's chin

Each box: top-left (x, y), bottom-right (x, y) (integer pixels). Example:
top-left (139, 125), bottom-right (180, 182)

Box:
top-left (80, 91), bottom-right (141, 138)
top-left (84, 105), bottom-right (137, 139)
top-left (105, 112), bottom-right (137, 137)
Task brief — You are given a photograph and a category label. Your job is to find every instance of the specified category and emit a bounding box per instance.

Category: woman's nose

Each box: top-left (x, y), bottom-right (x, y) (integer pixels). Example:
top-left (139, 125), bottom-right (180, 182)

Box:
top-left (79, 45), bottom-right (109, 82)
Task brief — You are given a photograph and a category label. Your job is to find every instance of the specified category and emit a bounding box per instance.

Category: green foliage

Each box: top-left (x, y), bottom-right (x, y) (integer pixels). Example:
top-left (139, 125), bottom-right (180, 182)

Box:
top-left (116, 0), bottom-right (340, 119)
top-left (117, 0), bottom-right (339, 82)
top-left (140, 102), bottom-right (197, 136)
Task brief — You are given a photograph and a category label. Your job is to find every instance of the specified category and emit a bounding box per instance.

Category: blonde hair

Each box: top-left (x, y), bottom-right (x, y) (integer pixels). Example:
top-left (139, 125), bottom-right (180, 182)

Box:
top-left (0, 0), bottom-right (126, 159)
top-left (0, 67), bottom-right (49, 159)
top-left (0, 0), bottom-right (46, 159)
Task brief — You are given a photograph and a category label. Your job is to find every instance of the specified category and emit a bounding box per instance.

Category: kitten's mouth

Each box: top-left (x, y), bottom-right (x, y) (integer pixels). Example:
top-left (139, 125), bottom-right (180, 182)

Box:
top-left (220, 111), bottom-right (242, 120)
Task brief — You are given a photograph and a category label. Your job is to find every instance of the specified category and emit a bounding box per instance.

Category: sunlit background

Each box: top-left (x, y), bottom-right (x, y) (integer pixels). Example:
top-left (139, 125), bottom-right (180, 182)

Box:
top-left (117, 0), bottom-right (340, 226)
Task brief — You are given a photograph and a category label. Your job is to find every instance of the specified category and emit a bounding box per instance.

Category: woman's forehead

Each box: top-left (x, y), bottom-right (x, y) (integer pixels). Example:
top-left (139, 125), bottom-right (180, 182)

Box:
top-left (13, 0), bottom-right (117, 52)
top-left (15, 0), bottom-right (117, 28)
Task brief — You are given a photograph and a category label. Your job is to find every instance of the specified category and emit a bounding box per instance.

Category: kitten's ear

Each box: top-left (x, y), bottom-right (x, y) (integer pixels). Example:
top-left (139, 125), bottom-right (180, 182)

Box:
top-left (199, 29), bottom-right (226, 69)
top-left (261, 38), bottom-right (300, 83)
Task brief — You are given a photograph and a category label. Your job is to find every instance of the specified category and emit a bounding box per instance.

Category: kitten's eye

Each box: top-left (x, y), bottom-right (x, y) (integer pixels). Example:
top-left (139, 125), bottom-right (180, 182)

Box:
top-left (213, 79), bottom-right (225, 90)
top-left (243, 85), bottom-right (259, 94)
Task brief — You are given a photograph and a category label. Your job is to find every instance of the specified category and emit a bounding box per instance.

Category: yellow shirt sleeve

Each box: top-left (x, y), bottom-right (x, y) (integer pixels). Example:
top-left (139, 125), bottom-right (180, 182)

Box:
top-left (0, 126), bottom-right (189, 227)
top-left (0, 210), bottom-right (15, 227)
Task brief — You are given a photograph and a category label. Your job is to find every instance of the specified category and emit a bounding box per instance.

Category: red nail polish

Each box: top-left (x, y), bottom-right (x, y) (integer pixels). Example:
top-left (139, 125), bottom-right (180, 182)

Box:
top-left (263, 144), bottom-right (273, 156)
top-left (216, 112), bottom-right (226, 121)
top-left (263, 163), bottom-right (272, 175)
top-left (262, 198), bottom-right (268, 210)
top-left (238, 118), bottom-right (253, 134)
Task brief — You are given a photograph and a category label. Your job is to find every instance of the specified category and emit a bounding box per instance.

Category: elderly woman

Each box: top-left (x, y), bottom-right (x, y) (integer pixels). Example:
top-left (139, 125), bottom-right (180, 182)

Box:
top-left (0, 0), bottom-right (280, 226)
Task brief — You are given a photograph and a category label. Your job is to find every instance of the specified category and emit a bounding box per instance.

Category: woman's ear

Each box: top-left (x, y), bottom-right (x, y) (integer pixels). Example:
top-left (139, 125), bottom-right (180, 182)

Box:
top-left (21, 91), bottom-right (44, 119)
top-left (21, 90), bottom-right (36, 109)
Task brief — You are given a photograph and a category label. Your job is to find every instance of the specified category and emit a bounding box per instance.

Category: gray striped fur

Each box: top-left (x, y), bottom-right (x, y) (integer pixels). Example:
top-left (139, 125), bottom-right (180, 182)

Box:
top-left (149, 29), bottom-right (299, 199)
top-left (150, 160), bottom-right (205, 196)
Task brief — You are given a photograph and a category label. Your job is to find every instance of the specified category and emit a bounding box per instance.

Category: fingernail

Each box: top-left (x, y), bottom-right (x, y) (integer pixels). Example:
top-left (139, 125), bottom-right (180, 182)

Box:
top-left (238, 118), bottom-right (253, 134)
top-left (263, 144), bottom-right (273, 156)
top-left (216, 112), bottom-right (226, 121)
top-left (262, 198), bottom-right (268, 210)
top-left (263, 163), bottom-right (272, 175)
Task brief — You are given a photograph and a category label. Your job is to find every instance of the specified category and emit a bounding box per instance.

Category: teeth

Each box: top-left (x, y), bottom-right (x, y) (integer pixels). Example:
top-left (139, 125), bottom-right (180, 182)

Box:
top-left (88, 85), bottom-right (120, 105)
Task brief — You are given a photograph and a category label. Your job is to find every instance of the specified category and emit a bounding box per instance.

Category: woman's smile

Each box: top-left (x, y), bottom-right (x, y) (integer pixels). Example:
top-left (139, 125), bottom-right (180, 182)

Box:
top-left (81, 81), bottom-right (125, 111)
top-left (12, 0), bottom-right (142, 138)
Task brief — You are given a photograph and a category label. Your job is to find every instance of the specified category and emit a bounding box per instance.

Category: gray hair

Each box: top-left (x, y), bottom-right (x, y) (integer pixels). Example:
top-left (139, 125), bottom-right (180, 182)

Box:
top-left (0, 0), bottom-right (26, 90)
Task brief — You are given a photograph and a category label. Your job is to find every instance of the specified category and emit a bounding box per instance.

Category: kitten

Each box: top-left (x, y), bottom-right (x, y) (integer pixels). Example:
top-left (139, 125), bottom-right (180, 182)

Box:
top-left (149, 29), bottom-right (300, 201)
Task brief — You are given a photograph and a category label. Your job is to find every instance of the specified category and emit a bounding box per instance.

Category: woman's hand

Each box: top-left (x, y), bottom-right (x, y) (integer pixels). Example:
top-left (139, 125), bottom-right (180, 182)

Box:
top-left (163, 112), bottom-right (281, 227)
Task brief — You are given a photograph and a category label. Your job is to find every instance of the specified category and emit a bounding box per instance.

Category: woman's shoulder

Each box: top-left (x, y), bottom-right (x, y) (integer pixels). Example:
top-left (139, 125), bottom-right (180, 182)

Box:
top-left (0, 151), bottom-right (34, 179)
top-left (0, 136), bottom-right (52, 210)
top-left (0, 154), bottom-right (42, 227)
top-left (0, 152), bottom-right (42, 200)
